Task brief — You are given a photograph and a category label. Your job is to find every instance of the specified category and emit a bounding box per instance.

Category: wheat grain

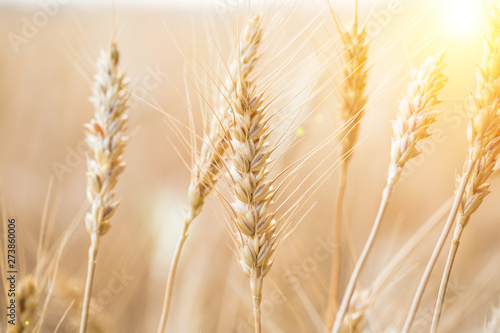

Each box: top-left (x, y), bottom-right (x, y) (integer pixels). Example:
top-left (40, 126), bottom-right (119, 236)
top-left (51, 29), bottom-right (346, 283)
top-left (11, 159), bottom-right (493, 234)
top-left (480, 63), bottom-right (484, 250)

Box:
top-left (333, 51), bottom-right (447, 333)
top-left (80, 41), bottom-right (130, 333)
top-left (156, 16), bottom-right (263, 333)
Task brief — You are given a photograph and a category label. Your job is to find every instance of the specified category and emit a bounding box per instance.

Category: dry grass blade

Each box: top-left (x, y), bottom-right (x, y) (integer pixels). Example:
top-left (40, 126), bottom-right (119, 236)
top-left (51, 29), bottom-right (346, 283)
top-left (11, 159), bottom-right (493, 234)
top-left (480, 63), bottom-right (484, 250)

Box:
top-left (430, 4), bottom-right (500, 331)
top-left (80, 41), bottom-right (130, 333)
top-left (333, 51), bottom-right (447, 333)
top-left (7, 275), bottom-right (39, 333)
top-left (326, 5), bottom-right (370, 328)
top-left (156, 16), bottom-right (263, 333)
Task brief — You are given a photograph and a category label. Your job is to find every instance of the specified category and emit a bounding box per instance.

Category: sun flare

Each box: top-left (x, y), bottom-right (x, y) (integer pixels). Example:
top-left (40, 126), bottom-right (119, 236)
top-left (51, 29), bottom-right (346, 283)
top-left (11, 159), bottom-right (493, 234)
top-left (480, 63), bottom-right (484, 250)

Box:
top-left (446, 1), bottom-right (481, 37)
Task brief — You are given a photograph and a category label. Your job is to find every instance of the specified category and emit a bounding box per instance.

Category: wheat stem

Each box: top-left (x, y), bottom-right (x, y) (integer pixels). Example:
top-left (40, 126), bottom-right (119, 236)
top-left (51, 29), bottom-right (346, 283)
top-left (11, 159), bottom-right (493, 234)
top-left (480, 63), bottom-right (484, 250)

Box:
top-left (326, 161), bottom-right (347, 327)
top-left (402, 161), bottom-right (474, 333)
top-left (332, 184), bottom-right (392, 333)
top-left (80, 236), bottom-right (99, 333)
top-left (430, 223), bottom-right (464, 333)
top-left (251, 276), bottom-right (263, 333)
top-left (156, 216), bottom-right (192, 333)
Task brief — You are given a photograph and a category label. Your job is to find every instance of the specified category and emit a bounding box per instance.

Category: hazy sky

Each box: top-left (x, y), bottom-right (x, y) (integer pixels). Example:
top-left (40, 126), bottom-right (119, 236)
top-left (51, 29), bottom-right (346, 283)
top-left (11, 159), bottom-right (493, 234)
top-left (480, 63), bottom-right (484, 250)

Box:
top-left (0, 0), bottom-right (375, 8)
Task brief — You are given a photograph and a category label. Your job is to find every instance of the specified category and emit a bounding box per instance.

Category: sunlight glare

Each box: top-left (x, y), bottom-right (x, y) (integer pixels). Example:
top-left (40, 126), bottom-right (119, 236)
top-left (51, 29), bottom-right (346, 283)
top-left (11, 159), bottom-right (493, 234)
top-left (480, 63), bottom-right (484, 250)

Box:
top-left (447, 1), bottom-right (481, 37)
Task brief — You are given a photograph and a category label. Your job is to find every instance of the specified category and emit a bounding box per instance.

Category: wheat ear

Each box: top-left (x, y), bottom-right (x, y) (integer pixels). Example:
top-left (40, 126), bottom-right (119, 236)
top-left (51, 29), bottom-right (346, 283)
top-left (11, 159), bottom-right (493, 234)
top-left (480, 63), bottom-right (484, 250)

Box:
top-left (333, 52), bottom-right (447, 333)
top-left (7, 275), bottom-right (38, 333)
top-left (229, 68), bottom-right (277, 333)
top-left (326, 6), bottom-right (370, 328)
top-left (79, 41), bottom-right (129, 333)
top-left (429, 5), bottom-right (500, 332)
top-left (156, 16), bottom-right (262, 333)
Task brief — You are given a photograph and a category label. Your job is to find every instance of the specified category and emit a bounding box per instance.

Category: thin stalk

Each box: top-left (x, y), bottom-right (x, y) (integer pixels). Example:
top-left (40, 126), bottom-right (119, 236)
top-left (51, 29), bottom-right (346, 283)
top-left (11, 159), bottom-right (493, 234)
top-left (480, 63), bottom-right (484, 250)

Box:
top-left (79, 233), bottom-right (99, 333)
top-left (326, 162), bottom-right (348, 328)
top-left (251, 276), bottom-right (263, 333)
top-left (253, 299), bottom-right (261, 333)
top-left (402, 161), bottom-right (475, 333)
top-left (157, 216), bottom-right (192, 333)
top-left (430, 223), bottom-right (465, 333)
top-left (332, 183), bottom-right (392, 333)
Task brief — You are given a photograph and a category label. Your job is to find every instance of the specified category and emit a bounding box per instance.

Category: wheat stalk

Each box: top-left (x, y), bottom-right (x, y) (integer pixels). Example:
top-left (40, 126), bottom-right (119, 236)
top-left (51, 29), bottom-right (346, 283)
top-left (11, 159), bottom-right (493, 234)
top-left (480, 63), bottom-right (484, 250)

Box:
top-left (7, 275), bottom-right (38, 333)
top-left (429, 4), bottom-right (500, 331)
top-left (326, 4), bottom-right (370, 328)
top-left (79, 41), bottom-right (129, 333)
top-left (333, 51), bottom-right (447, 333)
top-left (156, 16), bottom-right (262, 333)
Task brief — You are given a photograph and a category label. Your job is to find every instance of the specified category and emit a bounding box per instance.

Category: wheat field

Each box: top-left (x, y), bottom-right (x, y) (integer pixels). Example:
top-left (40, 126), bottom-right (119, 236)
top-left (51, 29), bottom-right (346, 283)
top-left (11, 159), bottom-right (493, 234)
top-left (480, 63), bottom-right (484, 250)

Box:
top-left (1, 0), bottom-right (500, 332)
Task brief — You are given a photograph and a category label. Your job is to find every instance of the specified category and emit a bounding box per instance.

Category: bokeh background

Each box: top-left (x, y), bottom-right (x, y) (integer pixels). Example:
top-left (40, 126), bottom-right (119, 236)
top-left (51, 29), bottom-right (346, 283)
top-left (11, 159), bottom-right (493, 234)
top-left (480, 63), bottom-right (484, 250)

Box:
top-left (1, 0), bottom-right (499, 332)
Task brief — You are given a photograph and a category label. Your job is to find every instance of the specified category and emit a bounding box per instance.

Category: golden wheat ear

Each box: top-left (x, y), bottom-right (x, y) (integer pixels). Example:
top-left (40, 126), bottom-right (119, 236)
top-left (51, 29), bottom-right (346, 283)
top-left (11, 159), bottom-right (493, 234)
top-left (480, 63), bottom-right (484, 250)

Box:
top-left (326, 4), bottom-right (371, 327)
top-left (80, 40), bottom-right (130, 333)
top-left (333, 51), bottom-right (447, 333)
top-left (156, 15), bottom-right (263, 333)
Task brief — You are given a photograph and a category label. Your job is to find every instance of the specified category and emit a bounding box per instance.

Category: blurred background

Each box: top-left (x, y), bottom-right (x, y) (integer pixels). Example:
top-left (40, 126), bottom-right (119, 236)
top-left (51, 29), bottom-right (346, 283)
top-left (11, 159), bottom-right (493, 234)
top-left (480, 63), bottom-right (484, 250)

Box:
top-left (0, 0), bottom-right (499, 332)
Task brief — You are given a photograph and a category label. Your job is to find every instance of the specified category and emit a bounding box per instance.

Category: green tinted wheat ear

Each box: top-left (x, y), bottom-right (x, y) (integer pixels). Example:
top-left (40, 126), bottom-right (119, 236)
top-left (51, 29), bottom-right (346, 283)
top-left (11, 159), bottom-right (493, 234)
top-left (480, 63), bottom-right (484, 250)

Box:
top-left (327, 9), bottom-right (370, 327)
top-left (333, 52), bottom-right (447, 333)
top-left (428, 4), bottom-right (500, 332)
top-left (80, 41), bottom-right (129, 333)
top-left (230, 75), bottom-right (276, 333)
top-left (7, 276), bottom-right (38, 333)
top-left (156, 16), bottom-right (262, 333)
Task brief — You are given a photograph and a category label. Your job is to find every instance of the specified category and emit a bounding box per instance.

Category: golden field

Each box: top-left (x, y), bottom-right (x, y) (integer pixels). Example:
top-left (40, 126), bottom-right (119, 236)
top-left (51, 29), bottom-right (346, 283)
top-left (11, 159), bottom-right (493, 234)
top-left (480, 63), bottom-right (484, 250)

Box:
top-left (0, 1), bottom-right (499, 332)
